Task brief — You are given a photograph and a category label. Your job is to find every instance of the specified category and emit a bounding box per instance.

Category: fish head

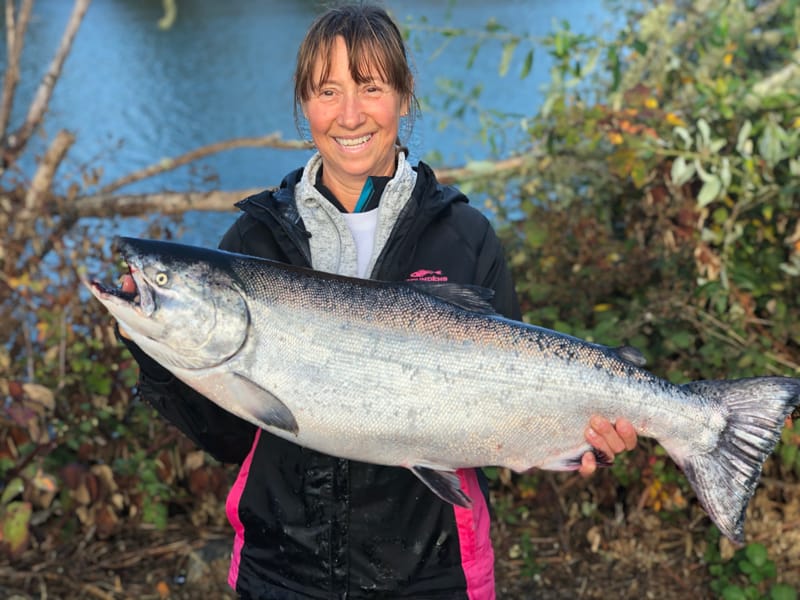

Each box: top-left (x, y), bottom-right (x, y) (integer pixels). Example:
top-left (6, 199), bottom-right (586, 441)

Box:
top-left (85, 237), bottom-right (249, 370)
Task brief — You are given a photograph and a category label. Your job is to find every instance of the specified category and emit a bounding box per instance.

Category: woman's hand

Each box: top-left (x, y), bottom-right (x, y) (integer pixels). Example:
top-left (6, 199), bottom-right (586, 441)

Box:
top-left (578, 416), bottom-right (637, 477)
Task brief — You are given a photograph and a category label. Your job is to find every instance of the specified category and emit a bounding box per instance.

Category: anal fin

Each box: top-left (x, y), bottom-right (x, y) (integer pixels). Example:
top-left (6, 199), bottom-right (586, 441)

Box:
top-left (410, 465), bottom-right (472, 508)
top-left (538, 444), bottom-right (612, 471)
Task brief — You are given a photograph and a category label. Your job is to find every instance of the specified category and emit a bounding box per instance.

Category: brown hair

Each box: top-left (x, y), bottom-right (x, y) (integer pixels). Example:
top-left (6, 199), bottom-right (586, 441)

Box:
top-left (293, 3), bottom-right (418, 134)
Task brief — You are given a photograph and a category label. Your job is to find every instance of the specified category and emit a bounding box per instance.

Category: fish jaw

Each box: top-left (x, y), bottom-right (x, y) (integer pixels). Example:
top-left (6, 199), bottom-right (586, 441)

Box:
top-left (82, 271), bottom-right (166, 340)
top-left (84, 237), bottom-right (251, 371)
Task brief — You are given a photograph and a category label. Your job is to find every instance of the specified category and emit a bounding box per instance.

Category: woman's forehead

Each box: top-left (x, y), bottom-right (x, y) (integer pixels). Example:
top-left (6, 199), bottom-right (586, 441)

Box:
top-left (312, 38), bottom-right (392, 84)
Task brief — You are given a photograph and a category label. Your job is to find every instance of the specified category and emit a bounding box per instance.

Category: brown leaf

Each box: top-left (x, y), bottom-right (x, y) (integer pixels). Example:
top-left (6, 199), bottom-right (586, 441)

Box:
top-left (21, 383), bottom-right (55, 412)
top-left (90, 464), bottom-right (118, 495)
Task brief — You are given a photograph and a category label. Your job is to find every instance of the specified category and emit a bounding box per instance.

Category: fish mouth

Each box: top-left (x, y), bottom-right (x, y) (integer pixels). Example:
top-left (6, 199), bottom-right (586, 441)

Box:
top-left (90, 279), bottom-right (137, 302)
top-left (86, 263), bottom-right (155, 318)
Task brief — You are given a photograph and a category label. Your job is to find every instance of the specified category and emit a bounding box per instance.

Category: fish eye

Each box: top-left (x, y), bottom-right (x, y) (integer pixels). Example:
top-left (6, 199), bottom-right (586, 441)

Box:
top-left (155, 272), bottom-right (169, 286)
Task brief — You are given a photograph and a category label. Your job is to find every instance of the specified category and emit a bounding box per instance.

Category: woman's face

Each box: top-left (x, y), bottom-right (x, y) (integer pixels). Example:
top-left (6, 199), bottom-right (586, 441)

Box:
top-left (303, 36), bottom-right (408, 199)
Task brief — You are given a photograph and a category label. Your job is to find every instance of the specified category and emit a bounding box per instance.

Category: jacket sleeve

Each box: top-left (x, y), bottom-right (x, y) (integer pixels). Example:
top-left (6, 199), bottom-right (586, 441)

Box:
top-left (122, 332), bottom-right (257, 464)
top-left (120, 217), bottom-right (258, 464)
top-left (475, 221), bottom-right (521, 321)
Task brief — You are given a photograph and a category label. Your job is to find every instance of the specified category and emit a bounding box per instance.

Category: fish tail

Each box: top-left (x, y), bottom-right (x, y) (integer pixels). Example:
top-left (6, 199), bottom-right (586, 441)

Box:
top-left (678, 377), bottom-right (800, 543)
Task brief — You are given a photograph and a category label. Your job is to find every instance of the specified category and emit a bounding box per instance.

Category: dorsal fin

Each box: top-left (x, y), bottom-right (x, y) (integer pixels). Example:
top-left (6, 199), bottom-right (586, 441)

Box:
top-left (408, 281), bottom-right (498, 315)
top-left (614, 345), bottom-right (647, 367)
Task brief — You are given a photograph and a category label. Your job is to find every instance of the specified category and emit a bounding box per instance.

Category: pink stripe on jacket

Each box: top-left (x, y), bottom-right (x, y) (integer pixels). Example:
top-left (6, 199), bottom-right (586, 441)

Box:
top-left (226, 429), bottom-right (261, 590)
top-left (454, 469), bottom-right (496, 599)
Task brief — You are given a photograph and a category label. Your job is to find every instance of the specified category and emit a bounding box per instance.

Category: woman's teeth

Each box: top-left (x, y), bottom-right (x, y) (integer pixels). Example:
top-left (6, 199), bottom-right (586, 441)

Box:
top-left (337, 134), bottom-right (371, 147)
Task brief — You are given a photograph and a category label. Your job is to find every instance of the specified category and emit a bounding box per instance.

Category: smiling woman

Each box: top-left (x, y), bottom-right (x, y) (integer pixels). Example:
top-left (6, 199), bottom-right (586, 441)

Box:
top-left (112, 3), bottom-right (637, 599)
top-left (289, 4), bottom-right (420, 214)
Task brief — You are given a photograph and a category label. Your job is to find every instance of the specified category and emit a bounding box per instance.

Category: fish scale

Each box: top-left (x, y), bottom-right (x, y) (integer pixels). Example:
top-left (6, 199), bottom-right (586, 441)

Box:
top-left (85, 236), bottom-right (800, 543)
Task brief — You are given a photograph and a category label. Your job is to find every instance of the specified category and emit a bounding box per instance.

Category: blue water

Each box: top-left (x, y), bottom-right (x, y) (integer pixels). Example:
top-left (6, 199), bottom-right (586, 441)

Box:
top-left (3, 0), bottom-right (610, 245)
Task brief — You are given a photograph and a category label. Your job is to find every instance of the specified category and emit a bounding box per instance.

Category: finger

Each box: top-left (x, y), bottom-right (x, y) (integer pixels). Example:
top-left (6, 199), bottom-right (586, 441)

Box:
top-left (578, 451), bottom-right (596, 478)
top-left (117, 323), bottom-right (132, 340)
top-left (614, 417), bottom-right (638, 451)
top-left (585, 424), bottom-right (613, 458)
top-left (589, 416), bottom-right (626, 454)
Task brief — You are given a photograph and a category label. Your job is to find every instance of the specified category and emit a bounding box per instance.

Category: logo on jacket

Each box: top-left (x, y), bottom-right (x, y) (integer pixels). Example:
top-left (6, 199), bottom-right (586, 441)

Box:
top-left (407, 269), bottom-right (448, 282)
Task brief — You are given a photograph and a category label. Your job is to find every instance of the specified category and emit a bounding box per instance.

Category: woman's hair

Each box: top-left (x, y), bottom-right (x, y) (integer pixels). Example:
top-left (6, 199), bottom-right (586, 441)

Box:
top-left (293, 3), bottom-right (419, 138)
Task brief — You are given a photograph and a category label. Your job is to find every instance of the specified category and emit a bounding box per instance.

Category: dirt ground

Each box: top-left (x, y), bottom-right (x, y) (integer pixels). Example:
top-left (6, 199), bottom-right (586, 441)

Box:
top-left (2, 470), bottom-right (799, 600)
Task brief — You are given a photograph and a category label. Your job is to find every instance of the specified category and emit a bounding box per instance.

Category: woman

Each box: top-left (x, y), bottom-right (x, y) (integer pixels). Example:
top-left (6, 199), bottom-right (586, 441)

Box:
top-left (120, 4), bottom-right (636, 598)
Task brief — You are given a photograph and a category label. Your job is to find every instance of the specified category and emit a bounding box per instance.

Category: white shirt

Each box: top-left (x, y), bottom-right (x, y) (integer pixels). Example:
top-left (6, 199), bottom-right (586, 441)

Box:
top-left (341, 208), bottom-right (379, 278)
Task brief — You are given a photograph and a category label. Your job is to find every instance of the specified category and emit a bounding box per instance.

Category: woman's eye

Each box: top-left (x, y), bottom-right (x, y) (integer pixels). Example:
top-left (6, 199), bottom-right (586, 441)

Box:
top-left (155, 272), bottom-right (169, 286)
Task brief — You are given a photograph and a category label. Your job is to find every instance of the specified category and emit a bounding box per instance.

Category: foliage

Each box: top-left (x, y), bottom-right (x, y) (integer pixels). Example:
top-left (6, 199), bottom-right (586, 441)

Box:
top-left (705, 535), bottom-right (797, 600)
top-left (419, 0), bottom-right (799, 592)
top-left (0, 0), bottom-right (231, 561)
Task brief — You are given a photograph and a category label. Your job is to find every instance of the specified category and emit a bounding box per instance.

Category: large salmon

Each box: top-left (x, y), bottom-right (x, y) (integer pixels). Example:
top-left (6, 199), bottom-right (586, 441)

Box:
top-left (84, 237), bottom-right (800, 542)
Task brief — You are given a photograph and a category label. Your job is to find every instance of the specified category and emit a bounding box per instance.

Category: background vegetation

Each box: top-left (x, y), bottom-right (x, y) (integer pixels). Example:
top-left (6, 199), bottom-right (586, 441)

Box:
top-left (1, 0), bottom-right (798, 598)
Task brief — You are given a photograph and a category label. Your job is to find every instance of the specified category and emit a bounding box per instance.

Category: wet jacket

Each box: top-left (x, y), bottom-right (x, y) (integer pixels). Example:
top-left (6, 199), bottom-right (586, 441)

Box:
top-left (125, 160), bottom-right (521, 599)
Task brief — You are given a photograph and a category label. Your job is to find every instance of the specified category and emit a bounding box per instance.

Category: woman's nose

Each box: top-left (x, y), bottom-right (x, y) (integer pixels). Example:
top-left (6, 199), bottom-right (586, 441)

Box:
top-left (338, 93), bottom-right (366, 129)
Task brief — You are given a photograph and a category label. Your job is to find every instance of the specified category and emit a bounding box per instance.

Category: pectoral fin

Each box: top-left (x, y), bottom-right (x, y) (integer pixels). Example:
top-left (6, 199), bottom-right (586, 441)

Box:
top-left (225, 373), bottom-right (298, 434)
top-left (410, 465), bottom-right (472, 508)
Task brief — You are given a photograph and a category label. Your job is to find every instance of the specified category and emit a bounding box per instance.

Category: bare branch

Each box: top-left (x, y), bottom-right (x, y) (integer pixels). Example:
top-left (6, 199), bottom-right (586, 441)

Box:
top-left (5, 0), bottom-right (15, 54)
top-left (434, 155), bottom-right (533, 185)
top-left (73, 189), bottom-right (261, 217)
top-left (7, 0), bottom-right (91, 154)
top-left (97, 133), bottom-right (313, 195)
top-left (158, 0), bottom-right (177, 30)
top-left (21, 129), bottom-right (75, 220)
top-left (0, 0), bottom-right (34, 145)
top-left (72, 153), bottom-right (537, 218)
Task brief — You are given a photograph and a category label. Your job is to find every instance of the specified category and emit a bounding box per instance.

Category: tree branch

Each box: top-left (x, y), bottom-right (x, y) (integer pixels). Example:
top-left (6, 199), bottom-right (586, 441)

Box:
top-left (7, 0), bottom-right (91, 155)
top-left (96, 133), bottom-right (314, 195)
top-left (72, 188), bottom-right (262, 217)
top-left (72, 152), bottom-right (537, 217)
top-left (22, 129), bottom-right (75, 219)
top-left (0, 0), bottom-right (33, 146)
top-left (434, 155), bottom-right (532, 185)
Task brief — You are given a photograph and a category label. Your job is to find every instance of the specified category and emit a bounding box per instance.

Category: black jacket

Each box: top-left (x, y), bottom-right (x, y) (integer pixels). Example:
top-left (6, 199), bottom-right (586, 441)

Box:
top-left (126, 161), bottom-right (520, 599)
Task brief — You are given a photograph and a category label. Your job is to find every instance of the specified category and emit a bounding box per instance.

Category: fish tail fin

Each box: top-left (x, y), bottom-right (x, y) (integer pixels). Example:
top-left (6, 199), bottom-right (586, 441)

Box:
top-left (677, 377), bottom-right (800, 543)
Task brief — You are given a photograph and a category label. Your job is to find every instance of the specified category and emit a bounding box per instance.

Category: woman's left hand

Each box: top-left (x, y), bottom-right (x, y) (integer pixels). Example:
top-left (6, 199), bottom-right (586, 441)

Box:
top-left (578, 416), bottom-right (638, 477)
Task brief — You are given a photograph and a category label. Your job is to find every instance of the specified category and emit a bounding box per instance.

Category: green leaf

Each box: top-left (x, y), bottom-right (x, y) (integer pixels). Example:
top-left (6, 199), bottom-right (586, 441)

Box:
top-left (1, 478), bottom-right (25, 505)
top-left (736, 120), bottom-right (753, 155)
top-left (674, 126), bottom-right (692, 149)
top-left (1, 501), bottom-right (32, 556)
top-left (608, 46), bottom-right (621, 91)
top-left (671, 156), bottom-right (695, 186)
top-left (632, 38), bottom-right (648, 54)
top-left (520, 49), bottom-right (534, 79)
top-left (466, 43), bottom-right (480, 70)
top-left (697, 118), bottom-right (712, 148)
top-left (722, 584), bottom-right (748, 600)
top-left (769, 584), bottom-right (798, 600)
top-left (744, 543), bottom-right (768, 568)
top-left (759, 121), bottom-right (787, 167)
top-left (499, 39), bottom-right (519, 77)
top-left (698, 176), bottom-right (722, 206)
top-left (720, 157), bottom-right (732, 188)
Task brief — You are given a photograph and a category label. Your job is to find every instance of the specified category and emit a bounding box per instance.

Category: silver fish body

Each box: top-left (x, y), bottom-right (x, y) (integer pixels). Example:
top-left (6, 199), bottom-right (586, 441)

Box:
top-left (85, 237), bottom-right (800, 542)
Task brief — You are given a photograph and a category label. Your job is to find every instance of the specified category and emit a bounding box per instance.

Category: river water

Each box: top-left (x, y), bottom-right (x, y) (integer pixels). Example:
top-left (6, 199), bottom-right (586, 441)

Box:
top-left (3, 0), bottom-right (610, 245)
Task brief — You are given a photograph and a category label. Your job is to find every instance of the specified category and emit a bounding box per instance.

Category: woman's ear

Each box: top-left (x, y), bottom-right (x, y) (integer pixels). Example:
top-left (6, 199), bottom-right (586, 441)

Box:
top-left (400, 95), bottom-right (411, 117)
top-left (401, 77), bottom-right (415, 116)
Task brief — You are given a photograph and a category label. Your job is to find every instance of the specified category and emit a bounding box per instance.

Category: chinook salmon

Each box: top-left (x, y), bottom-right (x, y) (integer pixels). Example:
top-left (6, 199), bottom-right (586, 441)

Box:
top-left (85, 237), bottom-right (799, 543)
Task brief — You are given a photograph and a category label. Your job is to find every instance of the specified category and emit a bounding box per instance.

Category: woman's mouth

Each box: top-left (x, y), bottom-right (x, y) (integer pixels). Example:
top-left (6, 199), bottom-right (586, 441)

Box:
top-left (335, 133), bottom-right (372, 149)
